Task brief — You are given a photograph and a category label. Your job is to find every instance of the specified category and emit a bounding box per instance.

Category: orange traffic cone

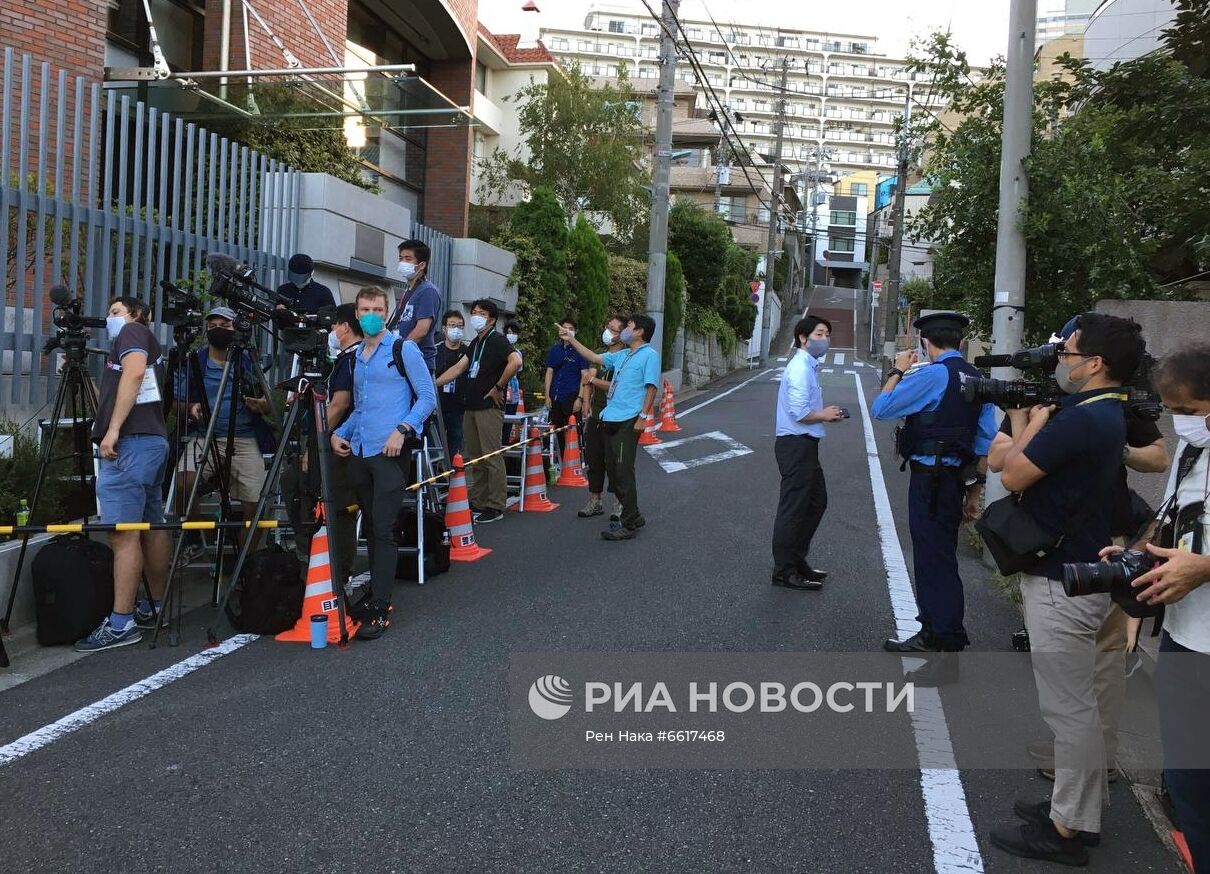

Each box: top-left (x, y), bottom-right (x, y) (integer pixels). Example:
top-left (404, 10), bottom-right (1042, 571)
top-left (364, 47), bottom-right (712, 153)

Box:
top-left (659, 381), bottom-right (682, 432)
top-left (276, 522), bottom-right (360, 643)
top-left (446, 454), bottom-right (492, 562)
top-left (510, 390), bottom-right (526, 443)
top-left (509, 426), bottom-right (560, 512)
top-left (638, 408), bottom-right (662, 446)
top-left (555, 415), bottom-right (589, 487)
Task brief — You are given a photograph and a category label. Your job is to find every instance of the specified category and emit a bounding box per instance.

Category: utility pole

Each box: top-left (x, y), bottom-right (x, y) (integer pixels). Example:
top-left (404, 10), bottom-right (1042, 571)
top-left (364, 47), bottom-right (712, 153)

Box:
top-left (880, 90), bottom-right (912, 368)
top-left (645, 0), bottom-right (679, 362)
top-left (865, 233), bottom-right (881, 355)
top-left (990, 0), bottom-right (1036, 375)
top-left (760, 56), bottom-right (790, 365)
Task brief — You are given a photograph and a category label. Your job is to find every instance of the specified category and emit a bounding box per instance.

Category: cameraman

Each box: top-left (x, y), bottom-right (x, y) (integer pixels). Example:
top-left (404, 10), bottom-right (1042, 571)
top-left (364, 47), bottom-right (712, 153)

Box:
top-left (987, 313), bottom-right (1143, 866)
top-left (175, 307), bottom-right (276, 547)
top-left (76, 296), bottom-right (170, 652)
top-left (1105, 344), bottom-right (1210, 873)
top-left (276, 253), bottom-right (335, 316)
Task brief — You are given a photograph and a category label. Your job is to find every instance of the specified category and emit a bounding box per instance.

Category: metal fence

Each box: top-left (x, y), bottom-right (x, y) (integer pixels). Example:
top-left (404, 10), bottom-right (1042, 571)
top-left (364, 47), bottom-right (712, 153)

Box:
top-left (410, 220), bottom-right (452, 311)
top-left (1, 46), bottom-right (301, 408)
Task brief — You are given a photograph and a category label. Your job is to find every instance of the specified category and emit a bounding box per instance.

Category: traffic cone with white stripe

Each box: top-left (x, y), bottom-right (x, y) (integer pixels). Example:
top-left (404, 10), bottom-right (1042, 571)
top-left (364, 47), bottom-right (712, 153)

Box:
top-left (445, 454), bottom-right (491, 562)
top-left (555, 415), bottom-right (589, 487)
top-left (658, 380), bottom-right (682, 433)
top-left (510, 391), bottom-right (526, 443)
top-left (275, 521), bottom-right (360, 643)
top-left (638, 408), bottom-right (662, 446)
top-left (509, 427), bottom-right (560, 512)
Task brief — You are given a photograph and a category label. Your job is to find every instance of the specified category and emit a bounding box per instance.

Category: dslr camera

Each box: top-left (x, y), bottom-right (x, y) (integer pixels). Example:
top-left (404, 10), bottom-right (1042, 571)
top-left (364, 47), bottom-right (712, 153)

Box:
top-left (1062, 548), bottom-right (1161, 617)
top-left (961, 342), bottom-right (1064, 409)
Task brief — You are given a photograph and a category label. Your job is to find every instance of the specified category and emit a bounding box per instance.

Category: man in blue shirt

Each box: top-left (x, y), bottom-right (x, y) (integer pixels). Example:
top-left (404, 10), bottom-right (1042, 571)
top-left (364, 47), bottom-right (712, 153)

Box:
top-left (558, 313), bottom-right (661, 541)
top-left (772, 315), bottom-right (847, 591)
top-left (332, 286), bottom-right (437, 640)
top-left (544, 317), bottom-right (589, 457)
top-left (388, 238), bottom-right (444, 373)
top-left (872, 312), bottom-right (996, 681)
top-left (987, 313), bottom-right (1141, 866)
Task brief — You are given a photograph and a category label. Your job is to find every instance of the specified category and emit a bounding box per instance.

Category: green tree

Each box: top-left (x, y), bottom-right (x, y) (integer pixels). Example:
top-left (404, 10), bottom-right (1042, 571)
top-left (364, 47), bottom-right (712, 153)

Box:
top-left (663, 252), bottom-right (686, 363)
top-left (478, 63), bottom-right (649, 243)
top-left (606, 254), bottom-right (648, 316)
top-left (668, 200), bottom-right (733, 307)
top-left (490, 222), bottom-right (545, 394)
top-left (907, 6), bottom-right (1208, 343)
top-left (566, 214), bottom-right (610, 337)
top-left (510, 187), bottom-right (569, 364)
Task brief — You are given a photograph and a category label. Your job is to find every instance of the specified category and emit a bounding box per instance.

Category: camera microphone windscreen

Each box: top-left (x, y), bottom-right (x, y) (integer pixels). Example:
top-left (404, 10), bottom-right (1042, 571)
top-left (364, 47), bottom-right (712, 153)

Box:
top-left (205, 252), bottom-right (241, 276)
top-left (49, 285), bottom-right (74, 307)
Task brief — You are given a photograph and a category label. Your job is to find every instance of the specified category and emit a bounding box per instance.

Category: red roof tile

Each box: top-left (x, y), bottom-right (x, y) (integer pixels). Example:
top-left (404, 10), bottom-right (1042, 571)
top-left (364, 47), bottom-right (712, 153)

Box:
top-left (478, 26), bottom-right (560, 66)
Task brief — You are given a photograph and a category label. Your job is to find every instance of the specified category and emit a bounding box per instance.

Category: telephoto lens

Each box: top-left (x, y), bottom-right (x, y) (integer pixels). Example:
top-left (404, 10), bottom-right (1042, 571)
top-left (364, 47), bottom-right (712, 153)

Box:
top-left (1061, 548), bottom-right (1156, 598)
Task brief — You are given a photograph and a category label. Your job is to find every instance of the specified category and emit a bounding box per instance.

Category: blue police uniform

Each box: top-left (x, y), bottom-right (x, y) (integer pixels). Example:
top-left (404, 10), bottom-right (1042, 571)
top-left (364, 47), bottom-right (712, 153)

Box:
top-left (872, 325), bottom-right (997, 651)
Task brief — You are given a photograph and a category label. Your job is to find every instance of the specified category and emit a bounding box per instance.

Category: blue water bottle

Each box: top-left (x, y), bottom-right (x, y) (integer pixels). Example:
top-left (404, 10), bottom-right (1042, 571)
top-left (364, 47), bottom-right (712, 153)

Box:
top-left (310, 614), bottom-right (328, 649)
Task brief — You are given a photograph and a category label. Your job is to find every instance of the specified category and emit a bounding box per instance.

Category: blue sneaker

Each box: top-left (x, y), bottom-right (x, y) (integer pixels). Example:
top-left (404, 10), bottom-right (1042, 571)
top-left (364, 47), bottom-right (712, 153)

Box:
top-left (75, 618), bottom-right (143, 652)
top-left (134, 602), bottom-right (159, 630)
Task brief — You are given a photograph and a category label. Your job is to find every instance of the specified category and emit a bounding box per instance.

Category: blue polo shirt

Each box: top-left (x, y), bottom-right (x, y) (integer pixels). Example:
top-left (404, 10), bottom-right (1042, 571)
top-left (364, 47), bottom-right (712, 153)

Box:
top-left (545, 342), bottom-right (589, 401)
top-left (389, 279), bottom-right (443, 371)
top-left (600, 344), bottom-right (661, 423)
top-left (1019, 387), bottom-right (1127, 579)
top-left (333, 333), bottom-right (437, 458)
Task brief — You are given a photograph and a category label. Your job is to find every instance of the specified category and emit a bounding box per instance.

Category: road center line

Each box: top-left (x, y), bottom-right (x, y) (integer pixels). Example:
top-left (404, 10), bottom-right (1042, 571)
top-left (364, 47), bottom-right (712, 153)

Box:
top-left (852, 373), bottom-right (985, 874)
top-left (676, 368), bottom-right (774, 419)
top-left (0, 634), bottom-right (258, 767)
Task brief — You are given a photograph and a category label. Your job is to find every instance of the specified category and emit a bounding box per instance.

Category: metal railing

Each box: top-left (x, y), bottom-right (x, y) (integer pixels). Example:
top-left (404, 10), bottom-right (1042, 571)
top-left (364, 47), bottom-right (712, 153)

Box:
top-left (410, 221), bottom-right (453, 311)
top-left (1, 46), bottom-right (301, 407)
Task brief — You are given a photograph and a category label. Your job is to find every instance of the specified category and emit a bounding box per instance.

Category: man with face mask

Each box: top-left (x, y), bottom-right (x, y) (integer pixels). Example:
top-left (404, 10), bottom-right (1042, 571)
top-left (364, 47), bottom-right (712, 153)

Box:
top-left (174, 306), bottom-right (276, 550)
top-left (275, 253), bottom-right (335, 316)
top-left (872, 312), bottom-right (997, 682)
top-left (388, 239), bottom-right (443, 373)
top-left (771, 315), bottom-right (846, 590)
top-left (1109, 343), bottom-right (1210, 874)
top-left (75, 296), bottom-right (170, 651)
top-left (436, 309), bottom-right (469, 456)
top-left (986, 313), bottom-right (1144, 866)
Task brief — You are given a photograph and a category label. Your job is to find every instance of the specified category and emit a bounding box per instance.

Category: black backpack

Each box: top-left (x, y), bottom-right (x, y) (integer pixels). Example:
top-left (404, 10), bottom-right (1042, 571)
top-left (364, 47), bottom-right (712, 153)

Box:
top-left (31, 534), bottom-right (114, 646)
top-left (394, 508), bottom-right (451, 580)
top-left (224, 545), bottom-right (305, 634)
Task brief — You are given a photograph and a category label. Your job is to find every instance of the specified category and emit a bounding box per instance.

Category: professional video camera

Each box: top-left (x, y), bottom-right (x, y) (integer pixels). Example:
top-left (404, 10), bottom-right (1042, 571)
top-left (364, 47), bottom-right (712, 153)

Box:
top-left (1124, 351), bottom-right (1163, 422)
top-left (960, 342), bottom-right (1065, 409)
top-left (279, 305), bottom-right (338, 358)
top-left (206, 253), bottom-right (299, 322)
top-left (44, 285), bottom-right (106, 357)
top-left (159, 279), bottom-right (205, 328)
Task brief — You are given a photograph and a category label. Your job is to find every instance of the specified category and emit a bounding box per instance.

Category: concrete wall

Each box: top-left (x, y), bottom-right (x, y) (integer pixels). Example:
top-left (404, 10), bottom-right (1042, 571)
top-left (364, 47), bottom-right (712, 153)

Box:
top-left (447, 238), bottom-right (517, 316)
top-left (683, 331), bottom-right (751, 388)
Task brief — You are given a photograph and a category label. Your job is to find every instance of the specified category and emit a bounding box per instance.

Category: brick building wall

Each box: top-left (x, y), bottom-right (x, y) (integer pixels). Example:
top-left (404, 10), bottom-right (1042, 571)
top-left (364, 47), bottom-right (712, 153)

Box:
top-left (201, 0), bottom-right (348, 72)
top-left (0, 0), bottom-right (106, 81)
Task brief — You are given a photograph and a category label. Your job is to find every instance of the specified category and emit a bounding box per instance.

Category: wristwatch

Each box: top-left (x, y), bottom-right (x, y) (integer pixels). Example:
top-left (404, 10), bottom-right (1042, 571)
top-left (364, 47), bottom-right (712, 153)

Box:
top-left (396, 423), bottom-right (412, 437)
top-left (888, 367), bottom-right (906, 379)
top-left (964, 474), bottom-right (987, 488)
top-left (496, 383), bottom-right (507, 393)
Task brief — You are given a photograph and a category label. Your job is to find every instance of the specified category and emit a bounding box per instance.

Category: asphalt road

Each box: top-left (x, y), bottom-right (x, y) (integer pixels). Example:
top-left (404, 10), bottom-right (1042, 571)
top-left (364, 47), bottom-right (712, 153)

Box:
top-left (0, 356), bottom-right (1180, 873)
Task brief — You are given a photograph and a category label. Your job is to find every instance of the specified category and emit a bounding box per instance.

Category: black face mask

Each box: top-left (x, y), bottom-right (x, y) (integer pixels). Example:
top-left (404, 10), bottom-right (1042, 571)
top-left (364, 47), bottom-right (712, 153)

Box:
top-left (207, 327), bottom-right (234, 350)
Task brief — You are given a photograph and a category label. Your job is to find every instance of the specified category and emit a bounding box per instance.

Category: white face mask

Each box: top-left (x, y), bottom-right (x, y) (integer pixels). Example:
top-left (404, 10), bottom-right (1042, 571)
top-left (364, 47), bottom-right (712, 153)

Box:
top-left (328, 331), bottom-right (342, 356)
top-left (446, 326), bottom-right (464, 343)
top-left (397, 261), bottom-right (417, 281)
top-left (602, 328), bottom-right (616, 345)
top-left (1173, 412), bottom-right (1210, 448)
top-left (106, 315), bottom-right (127, 341)
top-left (506, 333), bottom-right (520, 345)
top-left (469, 314), bottom-right (488, 333)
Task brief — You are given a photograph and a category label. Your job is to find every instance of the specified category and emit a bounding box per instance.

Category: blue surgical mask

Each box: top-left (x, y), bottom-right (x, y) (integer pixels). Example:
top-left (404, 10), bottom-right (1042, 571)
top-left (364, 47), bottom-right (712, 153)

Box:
top-left (446, 326), bottom-right (464, 343)
top-left (397, 261), bottom-right (417, 281)
top-left (620, 328), bottom-right (635, 343)
top-left (358, 313), bottom-right (385, 337)
top-left (806, 338), bottom-right (830, 358)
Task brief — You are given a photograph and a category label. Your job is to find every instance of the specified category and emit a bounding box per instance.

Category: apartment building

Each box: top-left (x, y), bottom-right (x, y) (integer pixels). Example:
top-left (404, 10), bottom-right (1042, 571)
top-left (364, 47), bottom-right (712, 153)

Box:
top-left (540, 3), bottom-right (948, 180)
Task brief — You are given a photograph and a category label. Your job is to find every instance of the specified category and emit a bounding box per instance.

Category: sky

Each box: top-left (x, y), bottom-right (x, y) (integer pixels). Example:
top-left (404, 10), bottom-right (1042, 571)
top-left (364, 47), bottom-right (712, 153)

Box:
top-left (478, 0), bottom-right (1013, 65)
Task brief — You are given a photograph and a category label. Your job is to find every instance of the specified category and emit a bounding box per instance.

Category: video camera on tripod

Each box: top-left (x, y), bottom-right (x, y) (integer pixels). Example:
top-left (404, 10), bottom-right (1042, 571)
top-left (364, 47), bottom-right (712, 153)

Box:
top-left (44, 285), bottom-right (106, 357)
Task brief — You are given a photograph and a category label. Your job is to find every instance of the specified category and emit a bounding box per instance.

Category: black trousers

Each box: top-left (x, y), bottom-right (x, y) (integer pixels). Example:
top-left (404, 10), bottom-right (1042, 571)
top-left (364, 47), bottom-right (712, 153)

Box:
top-left (601, 417), bottom-right (642, 529)
top-left (907, 466), bottom-right (969, 649)
top-left (772, 435), bottom-right (828, 573)
top-left (348, 452), bottom-right (411, 605)
top-left (549, 396), bottom-right (578, 457)
top-left (583, 414), bottom-right (608, 494)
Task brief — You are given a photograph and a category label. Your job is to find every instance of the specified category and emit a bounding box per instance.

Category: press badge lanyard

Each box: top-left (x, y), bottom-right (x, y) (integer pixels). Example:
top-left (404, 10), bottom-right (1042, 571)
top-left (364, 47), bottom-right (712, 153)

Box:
top-left (607, 346), bottom-right (651, 401)
top-left (108, 356), bottom-right (163, 405)
top-left (467, 336), bottom-right (488, 380)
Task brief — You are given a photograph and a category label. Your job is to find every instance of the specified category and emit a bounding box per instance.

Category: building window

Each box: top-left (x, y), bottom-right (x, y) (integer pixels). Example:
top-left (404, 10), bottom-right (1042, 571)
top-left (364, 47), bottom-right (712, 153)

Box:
top-left (829, 236), bottom-right (855, 253)
top-left (474, 60), bottom-right (487, 94)
top-left (830, 210), bottom-right (857, 226)
top-left (608, 20), bottom-right (625, 33)
top-left (108, 0), bottom-right (204, 71)
top-left (851, 182), bottom-right (868, 196)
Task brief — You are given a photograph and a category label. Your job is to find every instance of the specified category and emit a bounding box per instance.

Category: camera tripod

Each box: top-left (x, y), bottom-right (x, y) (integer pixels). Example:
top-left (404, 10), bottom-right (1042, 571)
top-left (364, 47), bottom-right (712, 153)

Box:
top-left (152, 314), bottom-right (276, 645)
top-left (1, 329), bottom-right (102, 667)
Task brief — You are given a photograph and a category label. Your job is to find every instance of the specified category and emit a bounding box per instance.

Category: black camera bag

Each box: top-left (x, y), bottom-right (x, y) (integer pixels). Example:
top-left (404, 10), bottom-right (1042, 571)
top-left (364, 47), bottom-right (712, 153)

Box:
top-left (976, 495), bottom-right (1071, 576)
top-left (224, 545), bottom-right (305, 634)
top-left (32, 534), bottom-right (114, 646)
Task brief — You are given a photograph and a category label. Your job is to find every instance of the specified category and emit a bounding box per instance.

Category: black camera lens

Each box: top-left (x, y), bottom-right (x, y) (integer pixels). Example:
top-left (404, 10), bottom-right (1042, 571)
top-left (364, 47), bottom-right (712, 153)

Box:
top-left (1061, 561), bottom-right (1121, 597)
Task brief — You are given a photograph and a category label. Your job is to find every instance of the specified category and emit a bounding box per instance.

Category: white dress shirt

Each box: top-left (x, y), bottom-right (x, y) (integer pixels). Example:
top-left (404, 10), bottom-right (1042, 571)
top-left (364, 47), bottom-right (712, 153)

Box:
top-left (776, 348), bottom-right (825, 438)
top-left (1162, 442), bottom-right (1210, 653)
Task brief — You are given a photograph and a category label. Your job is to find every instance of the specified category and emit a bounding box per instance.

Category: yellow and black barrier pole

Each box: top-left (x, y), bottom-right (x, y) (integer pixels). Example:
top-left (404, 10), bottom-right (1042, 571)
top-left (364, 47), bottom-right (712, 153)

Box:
top-left (406, 422), bottom-right (574, 493)
top-left (0, 520), bottom-right (284, 537)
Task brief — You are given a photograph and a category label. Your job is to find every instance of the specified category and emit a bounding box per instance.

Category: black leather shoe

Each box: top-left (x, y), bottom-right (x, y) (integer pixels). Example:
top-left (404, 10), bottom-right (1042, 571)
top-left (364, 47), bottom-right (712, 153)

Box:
top-left (1013, 800), bottom-right (1101, 847)
top-left (883, 630), bottom-right (942, 653)
top-left (772, 571), bottom-right (822, 591)
top-left (796, 561), bottom-right (828, 583)
top-left (905, 651), bottom-right (959, 687)
top-left (989, 821), bottom-right (1090, 866)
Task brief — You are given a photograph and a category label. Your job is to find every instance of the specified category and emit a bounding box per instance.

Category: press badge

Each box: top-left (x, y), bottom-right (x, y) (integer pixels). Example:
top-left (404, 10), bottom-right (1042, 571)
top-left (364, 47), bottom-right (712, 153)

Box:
top-left (135, 368), bottom-right (161, 405)
top-left (442, 381), bottom-right (455, 394)
top-left (468, 361), bottom-right (480, 379)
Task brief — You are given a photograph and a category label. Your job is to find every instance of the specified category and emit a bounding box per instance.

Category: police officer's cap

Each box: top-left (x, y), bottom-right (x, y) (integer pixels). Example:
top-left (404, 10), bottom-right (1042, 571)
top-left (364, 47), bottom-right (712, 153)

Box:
top-left (912, 311), bottom-right (970, 335)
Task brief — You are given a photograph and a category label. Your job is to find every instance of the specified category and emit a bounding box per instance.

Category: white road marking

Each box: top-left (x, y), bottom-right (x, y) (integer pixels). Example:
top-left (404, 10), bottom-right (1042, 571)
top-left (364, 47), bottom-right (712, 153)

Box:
top-left (822, 368), bottom-right (834, 374)
top-left (644, 431), bottom-right (753, 473)
top-left (853, 373), bottom-right (985, 874)
top-left (677, 369), bottom-right (774, 419)
top-left (845, 369), bottom-right (856, 375)
top-left (833, 352), bottom-right (846, 365)
top-left (0, 634), bottom-right (258, 767)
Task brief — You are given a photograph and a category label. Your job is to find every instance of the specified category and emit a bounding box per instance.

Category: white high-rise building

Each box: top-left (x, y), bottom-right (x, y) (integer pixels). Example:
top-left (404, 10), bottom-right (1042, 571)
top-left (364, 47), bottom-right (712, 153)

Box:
top-left (1036, 0), bottom-right (1102, 45)
top-left (539, 4), bottom-right (949, 177)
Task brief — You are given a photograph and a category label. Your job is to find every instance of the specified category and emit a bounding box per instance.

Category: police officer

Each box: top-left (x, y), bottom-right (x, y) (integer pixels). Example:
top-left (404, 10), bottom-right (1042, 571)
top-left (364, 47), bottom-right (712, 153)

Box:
top-left (872, 312), bottom-right (997, 684)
